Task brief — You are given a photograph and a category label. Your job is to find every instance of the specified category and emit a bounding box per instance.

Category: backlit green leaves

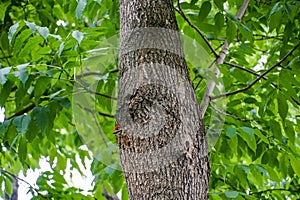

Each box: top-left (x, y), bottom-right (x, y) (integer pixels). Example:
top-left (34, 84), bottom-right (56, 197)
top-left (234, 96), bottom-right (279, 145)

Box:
top-left (76, 0), bottom-right (87, 20)
top-left (0, 67), bottom-right (11, 85)
top-left (72, 30), bottom-right (84, 46)
top-left (8, 22), bottom-right (19, 45)
top-left (240, 127), bottom-right (256, 152)
top-left (13, 63), bottom-right (29, 84)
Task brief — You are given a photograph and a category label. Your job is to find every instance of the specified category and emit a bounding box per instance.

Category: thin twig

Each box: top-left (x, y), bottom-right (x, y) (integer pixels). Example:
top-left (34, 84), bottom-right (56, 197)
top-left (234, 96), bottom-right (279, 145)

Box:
top-left (175, 1), bottom-right (218, 58)
top-left (0, 168), bottom-right (39, 196)
top-left (212, 42), bottom-right (300, 99)
top-left (199, 0), bottom-right (250, 118)
top-left (102, 186), bottom-right (120, 200)
top-left (224, 61), bottom-right (300, 106)
top-left (7, 103), bottom-right (35, 120)
top-left (210, 102), bottom-right (249, 122)
top-left (250, 188), bottom-right (300, 195)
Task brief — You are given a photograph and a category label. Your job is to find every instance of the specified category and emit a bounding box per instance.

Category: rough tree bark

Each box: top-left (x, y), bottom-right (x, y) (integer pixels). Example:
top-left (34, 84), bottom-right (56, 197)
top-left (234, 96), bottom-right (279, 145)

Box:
top-left (116, 0), bottom-right (210, 199)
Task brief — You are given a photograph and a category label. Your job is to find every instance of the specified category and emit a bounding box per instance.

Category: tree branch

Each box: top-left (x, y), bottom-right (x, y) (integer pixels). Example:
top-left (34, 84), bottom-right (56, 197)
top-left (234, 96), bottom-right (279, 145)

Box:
top-left (212, 42), bottom-right (300, 99)
top-left (7, 103), bottom-right (35, 120)
top-left (250, 188), bottom-right (300, 195)
top-left (102, 187), bottom-right (120, 200)
top-left (224, 61), bottom-right (300, 106)
top-left (210, 102), bottom-right (249, 122)
top-left (0, 168), bottom-right (40, 198)
top-left (175, 1), bottom-right (218, 58)
top-left (199, 0), bottom-right (250, 118)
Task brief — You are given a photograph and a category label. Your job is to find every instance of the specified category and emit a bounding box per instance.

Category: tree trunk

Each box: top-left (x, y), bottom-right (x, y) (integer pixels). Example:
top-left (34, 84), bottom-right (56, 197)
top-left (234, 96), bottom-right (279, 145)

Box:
top-left (117, 0), bottom-right (210, 199)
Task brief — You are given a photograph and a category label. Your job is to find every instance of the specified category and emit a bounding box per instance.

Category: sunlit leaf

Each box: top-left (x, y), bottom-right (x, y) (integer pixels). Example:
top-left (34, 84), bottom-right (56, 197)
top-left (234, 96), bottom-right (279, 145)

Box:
top-left (75, 0), bottom-right (87, 20)
top-left (72, 30), bottom-right (84, 45)
top-left (8, 22), bottom-right (19, 45)
top-left (0, 67), bottom-right (11, 85)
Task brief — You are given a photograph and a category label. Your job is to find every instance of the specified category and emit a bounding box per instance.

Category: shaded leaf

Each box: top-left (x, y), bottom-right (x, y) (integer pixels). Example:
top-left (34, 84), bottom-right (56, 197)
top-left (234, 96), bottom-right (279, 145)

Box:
top-left (0, 1), bottom-right (11, 22)
top-left (18, 136), bottom-right (27, 162)
top-left (277, 95), bottom-right (288, 121)
top-left (32, 106), bottom-right (50, 132)
top-left (12, 115), bottom-right (31, 136)
top-left (198, 1), bottom-right (211, 22)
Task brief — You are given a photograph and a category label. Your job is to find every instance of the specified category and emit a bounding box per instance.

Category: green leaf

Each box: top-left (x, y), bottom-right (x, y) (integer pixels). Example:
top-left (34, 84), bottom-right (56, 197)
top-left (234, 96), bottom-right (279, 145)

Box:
top-left (290, 154), bottom-right (300, 177)
top-left (284, 121), bottom-right (295, 143)
top-left (18, 136), bottom-right (27, 162)
top-left (198, 1), bottom-right (211, 22)
top-left (268, 11), bottom-right (282, 32)
top-left (254, 129), bottom-right (269, 144)
top-left (72, 30), bottom-right (84, 45)
top-left (214, 12), bottom-right (224, 31)
top-left (0, 67), bottom-right (12, 85)
top-left (25, 21), bottom-right (37, 33)
top-left (8, 22), bottom-right (20, 45)
top-left (36, 26), bottom-right (49, 40)
top-left (0, 31), bottom-right (9, 50)
top-left (0, 79), bottom-right (13, 106)
top-left (240, 127), bottom-right (256, 152)
top-left (225, 191), bottom-right (239, 198)
top-left (0, 120), bottom-right (11, 138)
top-left (213, 0), bottom-right (225, 10)
top-left (18, 36), bottom-right (44, 58)
top-left (104, 165), bottom-right (116, 177)
top-left (34, 77), bottom-right (51, 98)
top-left (50, 89), bottom-right (66, 100)
top-left (13, 63), bottom-right (30, 84)
top-left (226, 20), bottom-right (236, 44)
top-left (277, 95), bottom-right (288, 121)
top-left (13, 29), bottom-right (33, 56)
top-left (121, 184), bottom-right (129, 200)
top-left (270, 120), bottom-right (282, 141)
top-left (32, 106), bottom-right (50, 132)
top-left (54, 97), bottom-right (71, 109)
top-left (269, 2), bottom-right (282, 17)
top-left (75, 0), bottom-right (87, 20)
top-left (4, 178), bottom-right (12, 196)
top-left (0, 1), bottom-right (11, 22)
top-left (262, 164), bottom-right (281, 182)
top-left (238, 23), bottom-right (252, 42)
top-left (94, 0), bottom-right (102, 5)
top-left (57, 42), bottom-right (64, 57)
top-left (284, 2), bottom-right (291, 17)
top-left (226, 127), bottom-right (236, 139)
top-left (12, 115), bottom-right (31, 136)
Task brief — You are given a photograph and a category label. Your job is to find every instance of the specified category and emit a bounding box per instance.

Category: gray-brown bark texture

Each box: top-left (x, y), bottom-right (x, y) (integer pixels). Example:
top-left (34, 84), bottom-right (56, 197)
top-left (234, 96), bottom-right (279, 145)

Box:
top-left (117, 0), bottom-right (210, 199)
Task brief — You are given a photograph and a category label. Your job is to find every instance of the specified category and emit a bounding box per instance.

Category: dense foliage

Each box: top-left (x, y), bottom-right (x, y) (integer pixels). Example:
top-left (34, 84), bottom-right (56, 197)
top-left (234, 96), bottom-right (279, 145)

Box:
top-left (0, 0), bottom-right (299, 199)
